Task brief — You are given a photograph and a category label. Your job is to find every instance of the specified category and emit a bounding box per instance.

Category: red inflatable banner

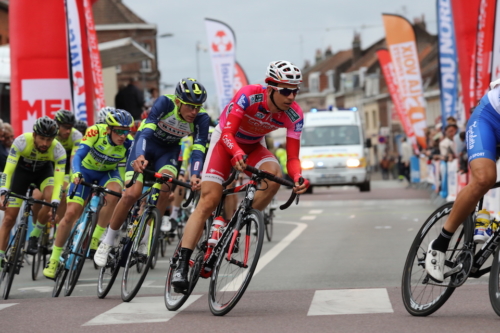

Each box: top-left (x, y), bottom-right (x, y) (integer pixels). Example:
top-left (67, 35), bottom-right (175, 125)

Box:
top-left (452, 0), bottom-right (481, 118)
top-left (233, 61), bottom-right (249, 95)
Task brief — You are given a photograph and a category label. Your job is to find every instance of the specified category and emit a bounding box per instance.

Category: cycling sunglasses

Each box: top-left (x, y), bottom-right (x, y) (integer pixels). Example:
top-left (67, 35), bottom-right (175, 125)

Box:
top-left (179, 100), bottom-right (202, 111)
top-left (272, 86), bottom-right (300, 97)
top-left (112, 128), bottom-right (131, 136)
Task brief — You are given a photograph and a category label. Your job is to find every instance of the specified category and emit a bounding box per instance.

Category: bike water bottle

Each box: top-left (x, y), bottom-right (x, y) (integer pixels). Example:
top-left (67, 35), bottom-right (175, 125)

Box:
top-left (208, 216), bottom-right (227, 247)
top-left (474, 209), bottom-right (492, 244)
top-left (486, 218), bottom-right (499, 240)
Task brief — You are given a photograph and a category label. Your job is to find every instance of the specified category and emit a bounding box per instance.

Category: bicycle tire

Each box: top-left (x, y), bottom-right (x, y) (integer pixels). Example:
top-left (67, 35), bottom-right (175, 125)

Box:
top-left (121, 207), bottom-right (161, 302)
top-left (265, 208), bottom-right (274, 242)
top-left (164, 239), bottom-right (202, 311)
top-left (97, 247), bottom-right (121, 299)
top-left (489, 246), bottom-right (500, 315)
top-left (64, 211), bottom-right (96, 297)
top-left (401, 202), bottom-right (474, 316)
top-left (209, 209), bottom-right (264, 316)
top-left (160, 238), bottom-right (166, 257)
top-left (31, 233), bottom-right (45, 281)
top-left (2, 225), bottom-right (27, 300)
top-left (52, 265), bottom-right (68, 297)
top-left (150, 241), bottom-right (160, 270)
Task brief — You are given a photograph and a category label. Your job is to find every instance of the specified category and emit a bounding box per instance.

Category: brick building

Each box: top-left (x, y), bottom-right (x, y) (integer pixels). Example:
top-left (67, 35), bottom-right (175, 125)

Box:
top-left (93, 0), bottom-right (160, 105)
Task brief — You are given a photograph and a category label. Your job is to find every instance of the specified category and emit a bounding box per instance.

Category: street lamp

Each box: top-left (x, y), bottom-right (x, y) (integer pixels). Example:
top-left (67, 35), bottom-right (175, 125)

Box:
top-left (196, 41), bottom-right (207, 80)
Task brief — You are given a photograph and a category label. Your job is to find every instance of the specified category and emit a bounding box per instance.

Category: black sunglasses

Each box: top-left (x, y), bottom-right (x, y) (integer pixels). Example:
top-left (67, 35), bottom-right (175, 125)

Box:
top-left (272, 86), bottom-right (300, 97)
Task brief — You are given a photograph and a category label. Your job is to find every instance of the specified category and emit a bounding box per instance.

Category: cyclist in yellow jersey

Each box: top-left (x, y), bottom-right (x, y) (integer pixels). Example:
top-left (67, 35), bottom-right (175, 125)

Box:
top-left (53, 110), bottom-right (82, 237)
top-left (43, 110), bottom-right (133, 278)
top-left (0, 117), bottom-right (66, 267)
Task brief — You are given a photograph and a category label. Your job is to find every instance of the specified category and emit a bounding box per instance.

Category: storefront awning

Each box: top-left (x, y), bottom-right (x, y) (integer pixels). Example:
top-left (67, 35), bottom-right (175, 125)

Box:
top-left (98, 37), bottom-right (154, 68)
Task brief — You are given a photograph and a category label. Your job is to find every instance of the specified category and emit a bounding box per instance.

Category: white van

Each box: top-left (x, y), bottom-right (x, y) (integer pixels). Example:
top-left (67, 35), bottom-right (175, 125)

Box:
top-left (299, 109), bottom-right (371, 193)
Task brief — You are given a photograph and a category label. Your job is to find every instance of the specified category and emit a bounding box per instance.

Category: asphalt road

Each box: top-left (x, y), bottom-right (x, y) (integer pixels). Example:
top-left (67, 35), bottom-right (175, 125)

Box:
top-left (1, 179), bottom-right (498, 332)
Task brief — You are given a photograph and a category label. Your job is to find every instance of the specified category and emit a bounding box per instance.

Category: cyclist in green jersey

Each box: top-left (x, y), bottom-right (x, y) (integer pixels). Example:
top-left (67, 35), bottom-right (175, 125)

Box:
top-left (0, 117), bottom-right (66, 266)
top-left (43, 110), bottom-right (133, 278)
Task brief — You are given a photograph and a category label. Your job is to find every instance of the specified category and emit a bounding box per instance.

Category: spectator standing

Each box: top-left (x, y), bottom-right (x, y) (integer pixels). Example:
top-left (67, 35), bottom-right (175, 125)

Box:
top-left (0, 121), bottom-right (7, 171)
top-left (115, 77), bottom-right (145, 120)
top-left (379, 154), bottom-right (391, 180)
top-left (2, 123), bottom-right (13, 149)
top-left (439, 124), bottom-right (458, 162)
top-left (400, 137), bottom-right (413, 186)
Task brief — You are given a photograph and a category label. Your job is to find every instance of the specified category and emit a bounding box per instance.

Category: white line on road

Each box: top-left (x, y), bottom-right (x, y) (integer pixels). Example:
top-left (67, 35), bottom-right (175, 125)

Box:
top-left (0, 303), bottom-right (17, 311)
top-left (83, 295), bottom-right (202, 326)
top-left (221, 221), bottom-right (307, 292)
top-left (309, 210), bottom-right (323, 214)
top-left (301, 216), bottom-right (316, 220)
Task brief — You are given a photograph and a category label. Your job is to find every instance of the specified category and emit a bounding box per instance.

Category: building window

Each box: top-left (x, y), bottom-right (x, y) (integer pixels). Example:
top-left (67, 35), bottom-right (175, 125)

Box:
top-left (372, 110), bottom-right (377, 129)
top-left (326, 70), bottom-right (335, 92)
top-left (365, 111), bottom-right (370, 129)
top-left (115, 65), bottom-right (122, 74)
top-left (140, 43), bottom-right (152, 73)
top-left (309, 72), bottom-right (320, 93)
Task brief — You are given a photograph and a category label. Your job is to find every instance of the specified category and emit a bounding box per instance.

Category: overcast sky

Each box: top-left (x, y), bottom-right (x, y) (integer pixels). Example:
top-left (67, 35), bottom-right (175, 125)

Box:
top-left (123, 0), bottom-right (438, 108)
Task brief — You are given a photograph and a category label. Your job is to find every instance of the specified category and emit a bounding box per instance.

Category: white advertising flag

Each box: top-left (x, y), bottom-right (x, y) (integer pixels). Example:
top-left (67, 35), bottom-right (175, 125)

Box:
top-left (205, 18), bottom-right (236, 113)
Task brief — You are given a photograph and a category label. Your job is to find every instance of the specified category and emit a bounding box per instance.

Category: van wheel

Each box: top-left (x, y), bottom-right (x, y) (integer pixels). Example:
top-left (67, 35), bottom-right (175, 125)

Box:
top-left (359, 181), bottom-right (370, 192)
top-left (305, 186), bottom-right (313, 194)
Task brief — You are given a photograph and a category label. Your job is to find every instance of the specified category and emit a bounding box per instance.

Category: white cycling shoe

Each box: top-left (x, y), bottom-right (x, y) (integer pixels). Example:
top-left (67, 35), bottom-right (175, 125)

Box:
top-left (425, 240), bottom-right (445, 282)
top-left (160, 216), bottom-right (171, 232)
top-left (94, 242), bottom-right (112, 267)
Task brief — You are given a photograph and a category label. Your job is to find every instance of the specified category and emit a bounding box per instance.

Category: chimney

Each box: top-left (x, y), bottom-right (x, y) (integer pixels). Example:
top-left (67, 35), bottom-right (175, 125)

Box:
top-left (352, 32), bottom-right (361, 61)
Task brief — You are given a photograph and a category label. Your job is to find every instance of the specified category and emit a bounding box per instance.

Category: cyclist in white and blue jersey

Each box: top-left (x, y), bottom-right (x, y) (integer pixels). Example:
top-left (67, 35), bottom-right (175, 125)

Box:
top-left (426, 80), bottom-right (500, 282)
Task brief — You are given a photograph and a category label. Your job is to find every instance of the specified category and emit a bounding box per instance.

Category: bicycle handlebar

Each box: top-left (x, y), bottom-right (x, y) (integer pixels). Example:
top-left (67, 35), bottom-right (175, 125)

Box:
top-left (244, 165), bottom-right (302, 210)
top-left (127, 169), bottom-right (195, 207)
top-left (4, 191), bottom-right (57, 209)
top-left (69, 175), bottom-right (122, 199)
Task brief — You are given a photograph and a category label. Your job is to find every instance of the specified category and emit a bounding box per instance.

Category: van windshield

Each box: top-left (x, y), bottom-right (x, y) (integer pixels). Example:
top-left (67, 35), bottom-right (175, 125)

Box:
top-left (301, 125), bottom-right (360, 146)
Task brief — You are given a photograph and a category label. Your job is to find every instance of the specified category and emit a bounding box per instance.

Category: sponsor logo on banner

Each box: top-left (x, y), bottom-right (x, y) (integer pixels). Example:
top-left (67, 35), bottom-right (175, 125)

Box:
top-left (21, 79), bottom-right (72, 134)
top-left (66, 0), bottom-right (87, 122)
top-left (437, 0), bottom-right (458, 125)
top-left (211, 30), bottom-right (233, 52)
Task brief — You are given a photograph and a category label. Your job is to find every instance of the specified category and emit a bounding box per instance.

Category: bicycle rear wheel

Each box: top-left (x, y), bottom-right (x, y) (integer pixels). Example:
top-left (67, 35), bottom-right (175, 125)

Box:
top-left (164, 239), bottom-right (202, 311)
top-left (121, 207), bottom-right (161, 302)
top-left (2, 225), bottom-right (26, 300)
top-left (52, 264), bottom-right (68, 297)
top-left (264, 208), bottom-right (274, 242)
top-left (209, 209), bottom-right (264, 316)
top-left (402, 202), bottom-right (474, 316)
top-left (64, 212), bottom-right (96, 297)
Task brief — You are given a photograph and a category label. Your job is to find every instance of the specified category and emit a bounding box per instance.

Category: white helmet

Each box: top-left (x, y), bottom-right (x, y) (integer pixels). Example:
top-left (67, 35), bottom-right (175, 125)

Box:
top-left (97, 106), bottom-right (116, 124)
top-left (265, 60), bottom-right (302, 85)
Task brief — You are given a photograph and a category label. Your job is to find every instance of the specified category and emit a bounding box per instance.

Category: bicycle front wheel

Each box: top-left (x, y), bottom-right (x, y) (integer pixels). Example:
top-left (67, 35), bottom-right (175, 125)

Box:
top-left (121, 207), bottom-right (161, 302)
top-left (2, 225), bottom-right (27, 300)
top-left (402, 202), bottom-right (474, 316)
top-left (97, 247), bottom-right (121, 299)
top-left (31, 230), bottom-right (47, 280)
top-left (209, 209), bottom-right (264, 316)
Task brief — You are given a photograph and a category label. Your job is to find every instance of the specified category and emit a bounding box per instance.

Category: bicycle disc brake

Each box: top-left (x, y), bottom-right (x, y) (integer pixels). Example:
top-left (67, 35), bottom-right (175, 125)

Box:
top-left (448, 250), bottom-right (473, 287)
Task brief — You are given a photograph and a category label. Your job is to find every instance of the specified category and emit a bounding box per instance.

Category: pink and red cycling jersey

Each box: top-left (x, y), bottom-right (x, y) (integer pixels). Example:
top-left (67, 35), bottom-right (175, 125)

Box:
top-left (217, 84), bottom-right (304, 180)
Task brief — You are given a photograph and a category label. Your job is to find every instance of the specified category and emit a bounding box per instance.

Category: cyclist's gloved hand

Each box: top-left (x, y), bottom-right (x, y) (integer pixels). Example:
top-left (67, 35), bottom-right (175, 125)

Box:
top-left (230, 151), bottom-right (246, 172)
top-left (190, 174), bottom-right (201, 192)
top-left (0, 187), bottom-right (8, 210)
top-left (71, 172), bottom-right (83, 184)
top-left (50, 200), bottom-right (60, 220)
top-left (133, 155), bottom-right (148, 173)
top-left (293, 174), bottom-right (309, 195)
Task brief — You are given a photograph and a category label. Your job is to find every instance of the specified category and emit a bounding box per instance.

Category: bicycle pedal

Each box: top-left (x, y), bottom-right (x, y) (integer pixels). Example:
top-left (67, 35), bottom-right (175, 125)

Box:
top-left (173, 287), bottom-right (188, 295)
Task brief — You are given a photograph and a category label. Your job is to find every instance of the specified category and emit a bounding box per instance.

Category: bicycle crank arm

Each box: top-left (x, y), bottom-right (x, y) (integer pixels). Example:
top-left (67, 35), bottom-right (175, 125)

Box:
top-left (443, 263), bottom-right (463, 278)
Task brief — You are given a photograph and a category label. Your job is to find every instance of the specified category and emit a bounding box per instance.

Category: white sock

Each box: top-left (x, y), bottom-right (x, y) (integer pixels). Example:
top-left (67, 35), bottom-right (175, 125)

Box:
top-left (170, 206), bottom-right (180, 220)
top-left (103, 228), bottom-right (119, 246)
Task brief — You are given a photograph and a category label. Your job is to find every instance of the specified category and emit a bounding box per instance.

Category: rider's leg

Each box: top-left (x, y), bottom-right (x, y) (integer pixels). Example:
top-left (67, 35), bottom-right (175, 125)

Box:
top-left (251, 161), bottom-right (282, 211)
top-left (0, 206), bottom-right (22, 252)
top-left (224, 180), bottom-right (237, 219)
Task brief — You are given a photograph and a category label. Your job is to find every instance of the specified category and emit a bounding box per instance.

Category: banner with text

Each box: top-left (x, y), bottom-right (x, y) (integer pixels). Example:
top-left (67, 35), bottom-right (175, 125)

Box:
top-left (437, 0), bottom-right (459, 126)
top-left (452, 0), bottom-right (480, 119)
top-left (205, 18), bottom-right (236, 113)
top-left (9, 0), bottom-right (71, 136)
top-left (383, 14), bottom-right (427, 149)
top-left (475, 0), bottom-right (496, 103)
top-left (376, 49), bottom-right (418, 151)
top-left (489, 0), bottom-right (500, 84)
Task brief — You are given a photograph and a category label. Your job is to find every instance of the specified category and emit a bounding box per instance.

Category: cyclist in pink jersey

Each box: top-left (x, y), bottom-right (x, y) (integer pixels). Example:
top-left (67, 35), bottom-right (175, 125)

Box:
top-left (172, 60), bottom-right (310, 290)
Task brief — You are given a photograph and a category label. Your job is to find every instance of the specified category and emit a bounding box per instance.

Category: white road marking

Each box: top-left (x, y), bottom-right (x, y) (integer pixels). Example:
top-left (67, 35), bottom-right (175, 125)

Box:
top-left (375, 226), bottom-right (392, 229)
top-left (301, 216), bottom-right (316, 220)
top-left (349, 215), bottom-right (356, 219)
top-left (0, 303), bottom-right (17, 311)
top-left (309, 210), bottom-right (323, 214)
top-left (221, 221), bottom-right (307, 292)
top-left (83, 295), bottom-right (202, 326)
top-left (408, 228), bottom-right (414, 232)
top-left (18, 286), bottom-right (53, 293)
top-left (307, 288), bottom-right (393, 316)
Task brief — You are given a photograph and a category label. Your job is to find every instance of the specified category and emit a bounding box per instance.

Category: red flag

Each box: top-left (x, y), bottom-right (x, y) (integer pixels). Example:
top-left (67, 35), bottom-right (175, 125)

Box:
top-left (377, 49), bottom-right (418, 151)
top-left (452, 0), bottom-right (481, 118)
top-left (474, 0), bottom-right (496, 103)
top-left (233, 61), bottom-right (249, 95)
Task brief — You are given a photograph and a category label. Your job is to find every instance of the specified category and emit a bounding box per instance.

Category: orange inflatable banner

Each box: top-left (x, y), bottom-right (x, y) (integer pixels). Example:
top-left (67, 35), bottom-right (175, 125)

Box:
top-left (383, 14), bottom-right (427, 149)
